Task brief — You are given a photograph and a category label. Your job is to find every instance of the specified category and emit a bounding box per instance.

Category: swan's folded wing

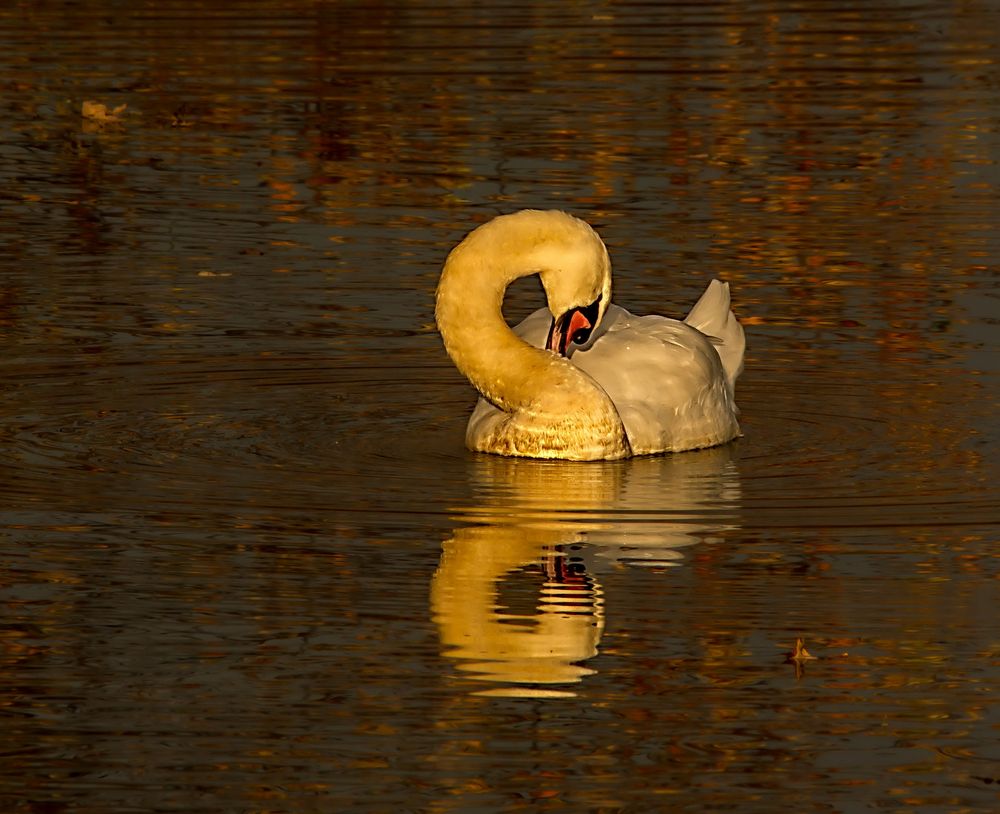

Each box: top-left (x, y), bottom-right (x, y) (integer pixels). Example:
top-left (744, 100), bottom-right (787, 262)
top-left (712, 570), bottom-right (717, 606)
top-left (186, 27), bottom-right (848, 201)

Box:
top-left (508, 300), bottom-right (741, 455)
top-left (571, 307), bottom-right (738, 454)
top-left (510, 307), bottom-right (553, 348)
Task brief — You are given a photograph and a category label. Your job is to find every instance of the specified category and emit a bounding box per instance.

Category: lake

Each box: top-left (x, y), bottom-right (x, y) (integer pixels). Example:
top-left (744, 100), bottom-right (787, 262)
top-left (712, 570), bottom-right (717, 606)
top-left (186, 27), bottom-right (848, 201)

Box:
top-left (1, 1), bottom-right (998, 811)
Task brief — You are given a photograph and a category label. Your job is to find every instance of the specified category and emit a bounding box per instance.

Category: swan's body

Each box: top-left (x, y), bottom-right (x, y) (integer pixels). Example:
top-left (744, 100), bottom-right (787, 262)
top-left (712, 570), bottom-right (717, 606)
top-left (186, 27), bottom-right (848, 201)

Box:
top-left (436, 210), bottom-right (744, 460)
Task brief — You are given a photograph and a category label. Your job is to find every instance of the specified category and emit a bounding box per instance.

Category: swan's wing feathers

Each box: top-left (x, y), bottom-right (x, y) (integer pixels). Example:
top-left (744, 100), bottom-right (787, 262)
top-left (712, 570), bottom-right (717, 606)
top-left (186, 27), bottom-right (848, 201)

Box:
top-left (569, 310), bottom-right (734, 453)
top-left (511, 307), bottom-right (552, 348)
top-left (682, 279), bottom-right (745, 388)
top-left (684, 279), bottom-right (730, 332)
top-left (503, 293), bottom-right (743, 455)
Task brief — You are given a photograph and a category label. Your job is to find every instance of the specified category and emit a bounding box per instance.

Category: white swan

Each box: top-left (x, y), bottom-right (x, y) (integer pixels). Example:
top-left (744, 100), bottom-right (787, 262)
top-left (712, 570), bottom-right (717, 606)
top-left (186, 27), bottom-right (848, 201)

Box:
top-left (436, 209), bottom-right (745, 460)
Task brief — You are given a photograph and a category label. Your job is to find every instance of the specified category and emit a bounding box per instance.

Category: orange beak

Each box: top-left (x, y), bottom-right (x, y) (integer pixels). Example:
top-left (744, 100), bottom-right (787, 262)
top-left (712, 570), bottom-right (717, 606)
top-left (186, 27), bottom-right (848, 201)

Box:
top-left (546, 301), bottom-right (599, 356)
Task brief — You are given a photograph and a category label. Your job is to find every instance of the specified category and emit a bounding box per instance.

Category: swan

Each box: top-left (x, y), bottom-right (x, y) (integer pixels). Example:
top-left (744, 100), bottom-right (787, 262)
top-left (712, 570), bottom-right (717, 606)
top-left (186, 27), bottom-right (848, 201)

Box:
top-left (435, 209), bottom-right (745, 461)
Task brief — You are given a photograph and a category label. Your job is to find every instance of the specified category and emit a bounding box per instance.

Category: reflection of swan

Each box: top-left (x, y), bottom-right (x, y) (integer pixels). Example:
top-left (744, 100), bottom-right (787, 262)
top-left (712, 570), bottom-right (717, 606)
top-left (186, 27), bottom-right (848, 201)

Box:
top-left (436, 210), bottom-right (745, 460)
top-left (431, 448), bottom-right (741, 696)
top-left (430, 523), bottom-right (605, 696)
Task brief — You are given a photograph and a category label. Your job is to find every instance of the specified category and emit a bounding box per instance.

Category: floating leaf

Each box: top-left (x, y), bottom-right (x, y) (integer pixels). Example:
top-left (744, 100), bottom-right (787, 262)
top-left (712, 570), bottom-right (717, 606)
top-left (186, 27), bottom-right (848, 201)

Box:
top-left (785, 637), bottom-right (818, 667)
top-left (82, 100), bottom-right (127, 123)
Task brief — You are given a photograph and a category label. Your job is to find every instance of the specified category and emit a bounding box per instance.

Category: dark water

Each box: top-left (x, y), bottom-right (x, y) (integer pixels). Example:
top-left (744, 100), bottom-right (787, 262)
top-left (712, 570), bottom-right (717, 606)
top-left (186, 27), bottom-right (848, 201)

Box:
top-left (2, 1), bottom-right (999, 811)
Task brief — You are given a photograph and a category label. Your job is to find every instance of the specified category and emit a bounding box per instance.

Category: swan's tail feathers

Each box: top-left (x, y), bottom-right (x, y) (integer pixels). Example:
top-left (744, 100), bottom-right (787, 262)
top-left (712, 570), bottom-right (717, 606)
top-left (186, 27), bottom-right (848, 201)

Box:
top-left (684, 279), bottom-right (745, 390)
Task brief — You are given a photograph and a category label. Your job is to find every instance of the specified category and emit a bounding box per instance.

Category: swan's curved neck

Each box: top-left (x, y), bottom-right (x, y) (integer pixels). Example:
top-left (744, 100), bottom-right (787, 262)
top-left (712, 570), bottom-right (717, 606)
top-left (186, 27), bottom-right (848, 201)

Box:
top-left (437, 242), bottom-right (551, 414)
top-left (436, 214), bottom-right (629, 459)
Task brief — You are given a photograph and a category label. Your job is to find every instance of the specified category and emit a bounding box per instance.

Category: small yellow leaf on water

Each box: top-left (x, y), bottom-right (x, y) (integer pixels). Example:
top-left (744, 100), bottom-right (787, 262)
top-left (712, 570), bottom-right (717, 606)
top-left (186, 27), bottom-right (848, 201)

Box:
top-left (789, 638), bottom-right (817, 662)
top-left (82, 100), bottom-right (127, 122)
top-left (783, 638), bottom-right (818, 677)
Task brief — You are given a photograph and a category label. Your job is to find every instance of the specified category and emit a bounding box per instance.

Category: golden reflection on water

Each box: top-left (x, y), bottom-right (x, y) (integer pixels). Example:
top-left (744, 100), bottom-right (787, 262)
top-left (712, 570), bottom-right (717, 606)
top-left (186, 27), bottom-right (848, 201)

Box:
top-left (432, 448), bottom-right (740, 696)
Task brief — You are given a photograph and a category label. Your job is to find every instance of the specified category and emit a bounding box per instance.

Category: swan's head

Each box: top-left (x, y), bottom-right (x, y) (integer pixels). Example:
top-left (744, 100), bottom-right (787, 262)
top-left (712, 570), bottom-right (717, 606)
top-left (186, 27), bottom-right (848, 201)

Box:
top-left (438, 209), bottom-right (612, 359)
top-left (532, 212), bottom-right (612, 357)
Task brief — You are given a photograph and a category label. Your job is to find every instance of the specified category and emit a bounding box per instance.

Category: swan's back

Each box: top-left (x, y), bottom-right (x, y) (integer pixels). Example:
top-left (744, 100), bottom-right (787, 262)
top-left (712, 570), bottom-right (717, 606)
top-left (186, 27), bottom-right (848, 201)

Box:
top-left (484, 279), bottom-right (744, 455)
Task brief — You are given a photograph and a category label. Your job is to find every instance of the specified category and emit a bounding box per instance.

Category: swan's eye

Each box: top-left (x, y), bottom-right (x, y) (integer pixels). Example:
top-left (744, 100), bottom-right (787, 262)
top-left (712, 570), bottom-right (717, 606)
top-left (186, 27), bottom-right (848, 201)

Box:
top-left (572, 296), bottom-right (602, 345)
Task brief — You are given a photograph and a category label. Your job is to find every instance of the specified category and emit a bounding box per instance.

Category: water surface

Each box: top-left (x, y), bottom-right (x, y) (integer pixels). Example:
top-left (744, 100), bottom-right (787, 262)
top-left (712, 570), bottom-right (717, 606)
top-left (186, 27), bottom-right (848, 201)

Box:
top-left (1, 1), bottom-right (998, 811)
